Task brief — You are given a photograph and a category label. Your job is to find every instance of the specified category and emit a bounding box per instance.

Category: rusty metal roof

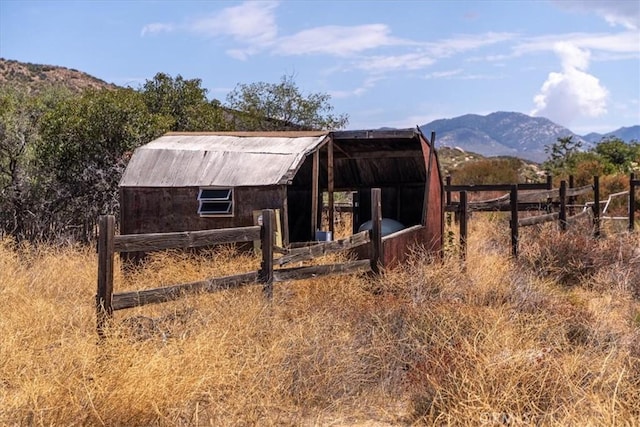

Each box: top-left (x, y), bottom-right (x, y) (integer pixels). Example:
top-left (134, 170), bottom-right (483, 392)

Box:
top-left (120, 132), bottom-right (330, 187)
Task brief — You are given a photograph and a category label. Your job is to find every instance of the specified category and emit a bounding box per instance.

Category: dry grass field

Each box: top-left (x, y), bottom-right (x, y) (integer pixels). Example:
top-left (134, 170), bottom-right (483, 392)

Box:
top-left (1, 217), bottom-right (639, 426)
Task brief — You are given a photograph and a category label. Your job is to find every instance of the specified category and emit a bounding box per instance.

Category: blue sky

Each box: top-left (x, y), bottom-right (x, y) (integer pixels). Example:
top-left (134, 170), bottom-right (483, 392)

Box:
top-left (1, 0), bottom-right (638, 134)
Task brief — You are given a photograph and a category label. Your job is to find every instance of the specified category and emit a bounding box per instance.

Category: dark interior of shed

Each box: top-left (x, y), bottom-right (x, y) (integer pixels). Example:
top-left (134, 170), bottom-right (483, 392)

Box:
top-left (286, 130), bottom-right (428, 243)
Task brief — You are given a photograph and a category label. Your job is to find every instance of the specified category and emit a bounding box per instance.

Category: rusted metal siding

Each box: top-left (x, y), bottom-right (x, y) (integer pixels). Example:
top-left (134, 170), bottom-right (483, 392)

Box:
top-left (421, 134), bottom-right (444, 256)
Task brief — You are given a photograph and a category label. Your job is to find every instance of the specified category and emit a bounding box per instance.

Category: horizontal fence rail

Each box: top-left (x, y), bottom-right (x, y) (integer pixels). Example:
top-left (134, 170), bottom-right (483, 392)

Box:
top-left (96, 189), bottom-right (386, 337)
top-left (445, 174), bottom-right (638, 260)
top-left (113, 227), bottom-right (261, 253)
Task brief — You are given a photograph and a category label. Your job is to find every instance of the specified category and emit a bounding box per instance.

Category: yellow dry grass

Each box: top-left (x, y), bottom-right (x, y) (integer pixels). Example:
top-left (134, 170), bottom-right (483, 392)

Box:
top-left (1, 217), bottom-right (639, 426)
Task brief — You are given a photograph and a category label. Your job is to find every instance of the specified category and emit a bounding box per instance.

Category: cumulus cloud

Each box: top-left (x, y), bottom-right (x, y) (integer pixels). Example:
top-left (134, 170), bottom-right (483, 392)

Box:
top-left (531, 42), bottom-right (609, 125)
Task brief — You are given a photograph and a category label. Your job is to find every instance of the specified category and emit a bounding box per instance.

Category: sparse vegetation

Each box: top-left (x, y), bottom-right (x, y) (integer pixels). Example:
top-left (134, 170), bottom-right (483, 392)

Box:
top-left (1, 217), bottom-right (638, 425)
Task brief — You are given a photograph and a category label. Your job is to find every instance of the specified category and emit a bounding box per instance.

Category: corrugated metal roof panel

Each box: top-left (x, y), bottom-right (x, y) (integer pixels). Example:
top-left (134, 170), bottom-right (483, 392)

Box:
top-left (120, 133), bottom-right (329, 187)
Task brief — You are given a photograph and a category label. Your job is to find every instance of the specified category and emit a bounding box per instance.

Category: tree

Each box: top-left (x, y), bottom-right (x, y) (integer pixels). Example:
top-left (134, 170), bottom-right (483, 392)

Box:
top-left (140, 73), bottom-right (229, 131)
top-left (592, 136), bottom-right (640, 173)
top-left (226, 74), bottom-right (348, 131)
top-left (35, 88), bottom-right (172, 241)
top-left (0, 86), bottom-right (72, 239)
top-left (543, 135), bottom-right (583, 174)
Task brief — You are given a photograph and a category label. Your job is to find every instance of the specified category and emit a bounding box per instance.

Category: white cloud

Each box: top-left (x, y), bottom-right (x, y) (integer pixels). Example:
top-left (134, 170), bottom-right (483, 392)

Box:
top-left (515, 31), bottom-right (640, 56)
top-left (354, 52), bottom-right (435, 73)
top-left (189, 1), bottom-right (279, 45)
top-left (275, 24), bottom-right (405, 56)
top-left (552, 0), bottom-right (639, 30)
top-left (531, 42), bottom-right (609, 125)
top-left (140, 23), bottom-right (174, 37)
top-left (424, 69), bottom-right (463, 79)
top-left (423, 32), bottom-right (516, 57)
top-left (329, 76), bottom-right (384, 99)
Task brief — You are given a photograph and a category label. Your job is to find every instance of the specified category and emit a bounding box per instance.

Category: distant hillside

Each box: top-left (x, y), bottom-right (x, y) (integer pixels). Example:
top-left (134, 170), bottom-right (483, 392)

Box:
top-left (421, 112), bottom-right (640, 163)
top-left (582, 125), bottom-right (640, 144)
top-left (421, 112), bottom-right (585, 163)
top-left (0, 58), bottom-right (117, 93)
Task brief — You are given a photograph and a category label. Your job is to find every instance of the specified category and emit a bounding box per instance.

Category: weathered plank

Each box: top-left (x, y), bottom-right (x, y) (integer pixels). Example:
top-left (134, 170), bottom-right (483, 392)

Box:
top-left (445, 182), bottom-right (551, 192)
top-left (276, 231), bottom-right (370, 266)
top-left (565, 184), bottom-right (593, 197)
top-left (274, 259), bottom-right (371, 282)
top-left (567, 209), bottom-right (591, 224)
top-left (518, 212), bottom-right (559, 227)
top-left (111, 272), bottom-right (259, 310)
top-left (113, 226), bottom-right (261, 253)
top-left (517, 188), bottom-right (560, 202)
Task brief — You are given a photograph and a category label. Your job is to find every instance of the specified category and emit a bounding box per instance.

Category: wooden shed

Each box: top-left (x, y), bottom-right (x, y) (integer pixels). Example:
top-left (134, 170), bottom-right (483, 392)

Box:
top-left (119, 129), bottom-right (444, 266)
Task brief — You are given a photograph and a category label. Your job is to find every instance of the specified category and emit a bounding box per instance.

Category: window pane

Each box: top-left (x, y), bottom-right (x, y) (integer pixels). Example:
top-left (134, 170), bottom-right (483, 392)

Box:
top-left (199, 201), bottom-right (232, 214)
top-left (199, 189), bottom-right (231, 200)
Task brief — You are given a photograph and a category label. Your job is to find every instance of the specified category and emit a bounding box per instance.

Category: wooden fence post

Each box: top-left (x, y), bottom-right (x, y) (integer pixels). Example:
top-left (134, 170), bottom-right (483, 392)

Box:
top-left (593, 176), bottom-right (600, 238)
top-left (510, 185), bottom-right (518, 258)
top-left (559, 180), bottom-right (567, 231)
top-left (96, 215), bottom-right (115, 338)
top-left (259, 209), bottom-right (274, 299)
top-left (630, 173), bottom-right (637, 232)
top-left (459, 191), bottom-right (468, 261)
top-left (445, 176), bottom-right (453, 248)
top-left (568, 175), bottom-right (575, 217)
top-left (371, 188), bottom-right (382, 274)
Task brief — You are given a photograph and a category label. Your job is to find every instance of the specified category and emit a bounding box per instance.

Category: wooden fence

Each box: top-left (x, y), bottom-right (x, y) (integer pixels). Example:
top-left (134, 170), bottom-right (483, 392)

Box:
top-left (96, 190), bottom-right (384, 337)
top-left (445, 174), bottom-right (639, 259)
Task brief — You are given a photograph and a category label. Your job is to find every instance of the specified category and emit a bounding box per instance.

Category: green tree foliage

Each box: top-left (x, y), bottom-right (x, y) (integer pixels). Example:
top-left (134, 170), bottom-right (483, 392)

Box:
top-left (140, 73), bottom-right (229, 131)
top-left (35, 88), bottom-right (172, 241)
top-left (544, 135), bottom-right (639, 178)
top-left (592, 136), bottom-right (640, 174)
top-left (0, 86), bottom-right (72, 239)
top-left (226, 74), bottom-right (348, 131)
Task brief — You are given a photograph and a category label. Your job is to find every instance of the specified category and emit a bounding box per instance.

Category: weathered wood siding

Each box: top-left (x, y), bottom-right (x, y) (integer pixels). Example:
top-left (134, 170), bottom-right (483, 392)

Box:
top-left (120, 186), bottom-right (287, 237)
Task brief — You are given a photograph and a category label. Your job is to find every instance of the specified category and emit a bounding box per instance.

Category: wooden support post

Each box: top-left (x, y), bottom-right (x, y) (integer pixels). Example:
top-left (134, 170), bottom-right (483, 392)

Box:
top-left (593, 176), bottom-right (600, 238)
top-left (352, 191), bottom-right (360, 234)
top-left (630, 173), bottom-right (636, 232)
top-left (568, 175), bottom-right (575, 217)
top-left (259, 209), bottom-right (274, 299)
top-left (510, 185), bottom-right (518, 259)
top-left (311, 151), bottom-right (319, 239)
top-left (546, 174), bottom-right (553, 190)
top-left (559, 180), bottom-right (567, 231)
top-left (371, 188), bottom-right (382, 274)
top-left (459, 191), bottom-right (468, 261)
top-left (328, 140), bottom-right (335, 237)
top-left (96, 215), bottom-right (115, 338)
top-left (445, 175), bottom-right (452, 206)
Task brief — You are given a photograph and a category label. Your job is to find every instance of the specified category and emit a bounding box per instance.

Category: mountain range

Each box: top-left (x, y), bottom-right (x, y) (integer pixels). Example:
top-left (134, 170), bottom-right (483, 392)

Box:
top-left (420, 112), bottom-right (639, 163)
top-left (1, 58), bottom-right (637, 164)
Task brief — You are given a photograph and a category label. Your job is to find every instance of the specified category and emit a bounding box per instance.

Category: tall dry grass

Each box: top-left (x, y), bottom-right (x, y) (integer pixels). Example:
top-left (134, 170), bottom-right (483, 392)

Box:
top-left (1, 217), bottom-right (639, 426)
